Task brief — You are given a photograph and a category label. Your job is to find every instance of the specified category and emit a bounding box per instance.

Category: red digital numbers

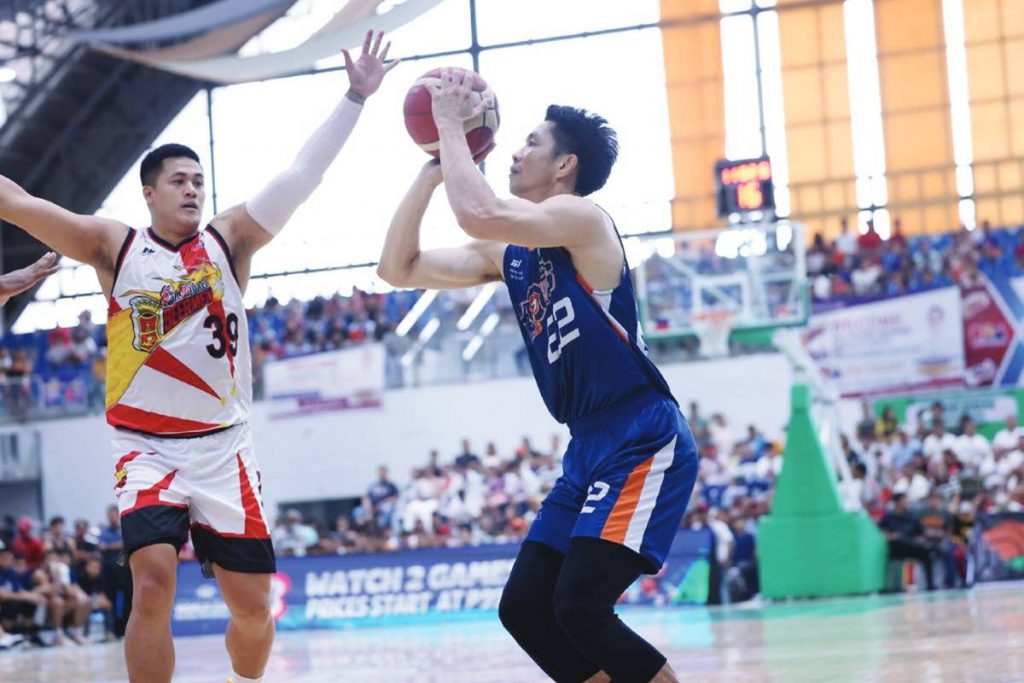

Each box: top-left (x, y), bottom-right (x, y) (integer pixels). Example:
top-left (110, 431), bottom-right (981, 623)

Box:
top-left (715, 156), bottom-right (774, 217)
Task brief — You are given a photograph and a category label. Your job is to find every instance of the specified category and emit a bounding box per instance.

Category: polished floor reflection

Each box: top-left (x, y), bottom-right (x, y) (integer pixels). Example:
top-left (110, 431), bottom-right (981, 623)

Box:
top-left (3, 582), bottom-right (1024, 682)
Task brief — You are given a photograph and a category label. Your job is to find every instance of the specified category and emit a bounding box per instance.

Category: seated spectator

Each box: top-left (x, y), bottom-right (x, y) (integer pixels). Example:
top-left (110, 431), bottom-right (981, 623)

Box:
top-left (454, 439), bottom-right (481, 469)
top-left (43, 516), bottom-right (75, 556)
top-left (68, 324), bottom-right (97, 366)
top-left (917, 492), bottom-right (958, 588)
top-left (45, 327), bottom-right (73, 366)
top-left (33, 549), bottom-right (91, 644)
top-left (923, 422), bottom-right (957, 466)
top-left (879, 493), bottom-right (937, 591)
top-left (955, 418), bottom-right (992, 470)
top-left (851, 257), bottom-right (882, 295)
top-left (364, 466), bottom-right (399, 529)
top-left (892, 461), bottom-right (931, 504)
top-left (11, 517), bottom-right (44, 572)
top-left (876, 407), bottom-right (899, 440)
top-left (327, 516), bottom-right (363, 555)
top-left (992, 416), bottom-right (1021, 457)
top-left (857, 220), bottom-right (883, 254)
top-left (835, 217), bottom-right (857, 260)
top-left (0, 543), bottom-right (47, 646)
top-left (401, 469), bottom-right (442, 534)
top-left (481, 442), bottom-right (502, 469)
top-left (73, 553), bottom-right (113, 640)
top-left (271, 510), bottom-right (318, 558)
top-left (890, 430), bottom-right (920, 470)
top-left (723, 516), bottom-right (758, 604)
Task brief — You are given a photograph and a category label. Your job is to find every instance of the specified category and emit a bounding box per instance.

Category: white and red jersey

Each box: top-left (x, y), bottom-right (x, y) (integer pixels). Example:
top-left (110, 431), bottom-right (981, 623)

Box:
top-left (106, 226), bottom-right (251, 437)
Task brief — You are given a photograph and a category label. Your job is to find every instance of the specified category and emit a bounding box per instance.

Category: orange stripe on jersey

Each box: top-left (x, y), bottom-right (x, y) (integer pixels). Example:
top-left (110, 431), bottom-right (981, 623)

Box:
top-left (107, 404), bottom-right (221, 436)
top-left (576, 272), bottom-right (630, 345)
top-left (576, 272), bottom-right (595, 293)
top-left (600, 457), bottom-right (654, 544)
top-left (145, 346), bottom-right (220, 400)
top-left (237, 453), bottom-right (270, 539)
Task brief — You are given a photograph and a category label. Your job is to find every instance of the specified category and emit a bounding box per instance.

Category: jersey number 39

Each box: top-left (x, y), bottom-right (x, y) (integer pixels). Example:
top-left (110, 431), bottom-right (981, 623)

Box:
top-left (205, 313), bottom-right (239, 358)
top-left (547, 297), bottom-right (580, 363)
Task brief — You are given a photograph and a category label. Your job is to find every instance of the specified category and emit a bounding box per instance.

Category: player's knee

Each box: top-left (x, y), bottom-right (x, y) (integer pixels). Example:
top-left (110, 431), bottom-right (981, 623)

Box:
top-left (498, 578), bottom-right (545, 636)
top-left (229, 596), bottom-right (271, 627)
top-left (132, 570), bottom-right (175, 618)
top-left (552, 579), bottom-right (608, 641)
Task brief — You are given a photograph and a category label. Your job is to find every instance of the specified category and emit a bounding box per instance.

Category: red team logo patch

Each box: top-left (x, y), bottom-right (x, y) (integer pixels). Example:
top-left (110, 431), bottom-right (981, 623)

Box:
top-left (123, 260), bottom-right (225, 353)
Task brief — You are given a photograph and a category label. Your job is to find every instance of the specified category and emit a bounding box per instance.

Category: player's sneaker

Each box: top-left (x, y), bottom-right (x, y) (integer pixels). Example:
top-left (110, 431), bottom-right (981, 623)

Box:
top-left (0, 632), bottom-right (24, 649)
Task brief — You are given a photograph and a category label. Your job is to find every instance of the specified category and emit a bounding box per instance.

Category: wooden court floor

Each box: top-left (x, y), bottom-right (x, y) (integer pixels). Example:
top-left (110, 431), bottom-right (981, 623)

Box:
top-left (2, 582), bottom-right (1023, 682)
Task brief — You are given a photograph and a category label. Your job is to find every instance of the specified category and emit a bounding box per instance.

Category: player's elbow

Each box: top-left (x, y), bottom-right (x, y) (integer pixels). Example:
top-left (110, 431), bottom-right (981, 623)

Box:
top-left (376, 262), bottom-right (405, 288)
top-left (377, 261), bottom-right (416, 289)
top-left (457, 209), bottom-right (501, 241)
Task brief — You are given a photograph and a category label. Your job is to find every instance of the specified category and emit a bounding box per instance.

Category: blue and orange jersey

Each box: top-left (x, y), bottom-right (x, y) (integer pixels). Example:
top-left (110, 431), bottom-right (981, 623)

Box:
top-left (502, 217), bottom-right (676, 426)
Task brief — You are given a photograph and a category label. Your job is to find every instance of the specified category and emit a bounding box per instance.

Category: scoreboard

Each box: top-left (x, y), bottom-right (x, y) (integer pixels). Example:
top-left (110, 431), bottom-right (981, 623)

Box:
top-left (715, 156), bottom-right (775, 218)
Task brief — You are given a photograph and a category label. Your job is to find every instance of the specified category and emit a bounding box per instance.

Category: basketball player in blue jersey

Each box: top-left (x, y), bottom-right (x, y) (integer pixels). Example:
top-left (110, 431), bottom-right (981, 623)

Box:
top-left (378, 69), bottom-right (698, 683)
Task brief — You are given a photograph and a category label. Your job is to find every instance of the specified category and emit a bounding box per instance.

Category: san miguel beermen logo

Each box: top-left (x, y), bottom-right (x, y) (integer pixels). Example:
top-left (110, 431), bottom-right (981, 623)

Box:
top-left (519, 257), bottom-right (556, 340)
top-left (124, 261), bottom-right (225, 352)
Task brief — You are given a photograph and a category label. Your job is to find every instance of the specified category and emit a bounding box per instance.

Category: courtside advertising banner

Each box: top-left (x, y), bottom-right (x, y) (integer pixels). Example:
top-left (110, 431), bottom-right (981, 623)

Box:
top-left (170, 532), bottom-right (712, 636)
top-left (803, 287), bottom-right (965, 397)
top-left (971, 513), bottom-right (1024, 583)
top-left (264, 345), bottom-right (385, 418)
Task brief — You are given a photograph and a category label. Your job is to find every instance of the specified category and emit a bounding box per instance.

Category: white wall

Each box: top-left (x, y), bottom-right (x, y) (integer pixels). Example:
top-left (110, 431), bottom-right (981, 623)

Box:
top-left (37, 353), bottom-right (800, 524)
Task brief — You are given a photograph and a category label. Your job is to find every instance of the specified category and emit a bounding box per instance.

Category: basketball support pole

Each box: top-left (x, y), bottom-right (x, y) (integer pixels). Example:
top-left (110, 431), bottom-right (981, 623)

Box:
top-left (755, 329), bottom-right (887, 599)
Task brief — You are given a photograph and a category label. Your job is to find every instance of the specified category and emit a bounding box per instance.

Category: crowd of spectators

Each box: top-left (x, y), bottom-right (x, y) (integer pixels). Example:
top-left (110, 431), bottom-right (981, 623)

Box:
top-left (0, 506), bottom-right (129, 650)
top-left (270, 436), bottom-right (563, 559)
top-left (808, 218), bottom-right (1024, 302)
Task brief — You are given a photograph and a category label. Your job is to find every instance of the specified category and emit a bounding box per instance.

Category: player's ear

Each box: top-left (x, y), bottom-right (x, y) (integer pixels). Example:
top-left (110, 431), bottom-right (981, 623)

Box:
top-left (556, 153), bottom-right (578, 181)
top-left (142, 185), bottom-right (155, 205)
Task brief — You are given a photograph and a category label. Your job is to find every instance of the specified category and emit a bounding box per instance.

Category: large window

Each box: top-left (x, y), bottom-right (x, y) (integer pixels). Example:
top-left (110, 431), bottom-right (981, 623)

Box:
top-left (478, 29), bottom-right (674, 235)
top-left (19, 0), bottom-right (676, 330)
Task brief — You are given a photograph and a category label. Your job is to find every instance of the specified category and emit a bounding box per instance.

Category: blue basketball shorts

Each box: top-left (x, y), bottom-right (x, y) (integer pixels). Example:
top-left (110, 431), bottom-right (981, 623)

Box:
top-left (526, 391), bottom-right (699, 572)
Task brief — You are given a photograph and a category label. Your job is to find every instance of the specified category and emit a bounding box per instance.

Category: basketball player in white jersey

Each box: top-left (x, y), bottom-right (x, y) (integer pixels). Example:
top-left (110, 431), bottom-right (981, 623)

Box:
top-left (0, 31), bottom-right (397, 683)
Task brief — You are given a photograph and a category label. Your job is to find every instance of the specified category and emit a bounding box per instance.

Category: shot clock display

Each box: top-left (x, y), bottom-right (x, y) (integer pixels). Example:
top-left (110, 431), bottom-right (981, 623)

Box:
top-left (715, 156), bottom-right (775, 219)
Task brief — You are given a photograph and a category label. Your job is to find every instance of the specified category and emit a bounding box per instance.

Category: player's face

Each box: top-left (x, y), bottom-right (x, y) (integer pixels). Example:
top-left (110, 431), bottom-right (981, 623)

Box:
top-left (143, 157), bottom-right (206, 233)
top-left (509, 122), bottom-right (564, 200)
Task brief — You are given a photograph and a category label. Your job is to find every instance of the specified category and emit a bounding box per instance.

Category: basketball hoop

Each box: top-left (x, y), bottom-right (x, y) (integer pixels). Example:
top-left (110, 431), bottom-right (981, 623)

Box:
top-left (691, 309), bottom-right (735, 358)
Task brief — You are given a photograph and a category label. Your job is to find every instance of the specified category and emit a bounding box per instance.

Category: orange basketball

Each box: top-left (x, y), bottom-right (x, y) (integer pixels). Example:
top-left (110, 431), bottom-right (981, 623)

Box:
top-left (403, 67), bottom-right (500, 161)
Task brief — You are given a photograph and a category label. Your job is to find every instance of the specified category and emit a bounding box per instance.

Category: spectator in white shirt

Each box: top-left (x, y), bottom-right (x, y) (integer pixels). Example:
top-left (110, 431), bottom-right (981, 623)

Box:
top-left (709, 413), bottom-right (734, 460)
top-left (954, 419), bottom-right (993, 470)
top-left (922, 423), bottom-right (958, 466)
top-left (1002, 435), bottom-right (1024, 479)
top-left (271, 509), bottom-right (318, 557)
top-left (835, 218), bottom-right (857, 259)
top-left (992, 416), bottom-right (1021, 457)
top-left (892, 463), bottom-right (931, 503)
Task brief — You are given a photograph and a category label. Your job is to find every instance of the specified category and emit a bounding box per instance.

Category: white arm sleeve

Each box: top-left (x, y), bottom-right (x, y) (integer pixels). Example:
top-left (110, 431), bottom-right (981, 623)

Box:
top-left (245, 93), bottom-right (364, 236)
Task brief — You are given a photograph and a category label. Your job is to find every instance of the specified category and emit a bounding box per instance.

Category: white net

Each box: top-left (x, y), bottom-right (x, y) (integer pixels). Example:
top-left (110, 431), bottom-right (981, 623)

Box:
top-left (691, 309), bottom-right (735, 358)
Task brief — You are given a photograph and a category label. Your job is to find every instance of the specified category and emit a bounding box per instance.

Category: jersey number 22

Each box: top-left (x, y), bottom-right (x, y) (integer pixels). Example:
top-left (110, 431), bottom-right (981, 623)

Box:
top-left (547, 297), bottom-right (580, 363)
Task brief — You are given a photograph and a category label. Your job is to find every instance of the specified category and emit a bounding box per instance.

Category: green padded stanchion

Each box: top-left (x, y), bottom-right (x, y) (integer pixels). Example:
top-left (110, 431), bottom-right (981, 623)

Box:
top-left (757, 384), bottom-right (887, 598)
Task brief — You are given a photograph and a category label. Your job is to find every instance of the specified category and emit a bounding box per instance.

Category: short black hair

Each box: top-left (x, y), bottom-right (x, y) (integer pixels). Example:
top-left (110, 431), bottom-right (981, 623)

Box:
top-left (140, 143), bottom-right (200, 187)
top-left (544, 105), bottom-right (618, 196)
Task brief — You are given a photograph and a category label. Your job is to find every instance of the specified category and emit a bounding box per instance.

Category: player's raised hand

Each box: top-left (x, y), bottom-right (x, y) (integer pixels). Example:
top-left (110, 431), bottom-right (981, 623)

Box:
top-left (342, 30), bottom-right (400, 101)
top-left (0, 251), bottom-right (59, 305)
top-left (431, 68), bottom-right (492, 129)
